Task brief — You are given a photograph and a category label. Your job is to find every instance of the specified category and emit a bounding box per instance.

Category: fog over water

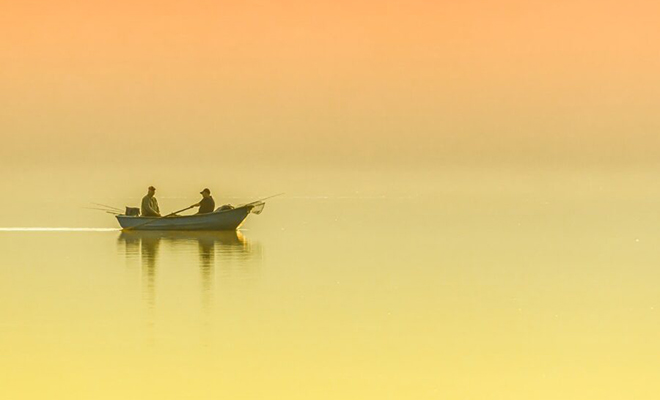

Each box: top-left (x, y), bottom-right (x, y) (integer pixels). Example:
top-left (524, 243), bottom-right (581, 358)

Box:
top-left (3, 0), bottom-right (660, 397)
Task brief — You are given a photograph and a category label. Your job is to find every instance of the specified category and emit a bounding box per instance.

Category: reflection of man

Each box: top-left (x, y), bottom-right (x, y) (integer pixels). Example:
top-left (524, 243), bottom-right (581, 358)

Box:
top-left (141, 186), bottom-right (161, 217)
top-left (194, 188), bottom-right (216, 214)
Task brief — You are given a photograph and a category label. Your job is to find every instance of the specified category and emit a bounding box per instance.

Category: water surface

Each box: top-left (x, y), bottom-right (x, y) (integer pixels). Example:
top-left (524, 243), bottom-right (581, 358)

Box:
top-left (1, 167), bottom-right (659, 399)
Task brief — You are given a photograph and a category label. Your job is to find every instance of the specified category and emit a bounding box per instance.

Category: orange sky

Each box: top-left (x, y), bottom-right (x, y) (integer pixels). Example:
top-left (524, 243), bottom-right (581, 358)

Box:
top-left (1, 0), bottom-right (659, 167)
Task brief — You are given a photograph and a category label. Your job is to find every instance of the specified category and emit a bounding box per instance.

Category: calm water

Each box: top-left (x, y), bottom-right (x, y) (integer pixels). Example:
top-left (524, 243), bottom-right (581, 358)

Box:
top-left (1, 167), bottom-right (660, 399)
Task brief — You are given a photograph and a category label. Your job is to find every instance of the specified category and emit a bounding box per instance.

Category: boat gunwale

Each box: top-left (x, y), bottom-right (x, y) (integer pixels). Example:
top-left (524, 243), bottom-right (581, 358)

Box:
top-left (116, 205), bottom-right (252, 220)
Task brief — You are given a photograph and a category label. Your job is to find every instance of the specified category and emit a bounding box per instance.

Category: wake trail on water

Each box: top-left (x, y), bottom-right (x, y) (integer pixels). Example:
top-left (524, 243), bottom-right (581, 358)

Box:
top-left (0, 227), bottom-right (119, 232)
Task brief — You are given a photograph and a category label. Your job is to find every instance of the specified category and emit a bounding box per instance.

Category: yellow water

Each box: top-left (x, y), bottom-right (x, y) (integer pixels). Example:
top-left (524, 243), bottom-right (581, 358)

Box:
top-left (1, 165), bottom-right (660, 399)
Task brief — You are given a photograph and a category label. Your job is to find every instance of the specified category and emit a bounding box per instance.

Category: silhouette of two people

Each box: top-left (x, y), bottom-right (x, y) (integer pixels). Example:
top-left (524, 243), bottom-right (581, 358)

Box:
top-left (141, 186), bottom-right (216, 216)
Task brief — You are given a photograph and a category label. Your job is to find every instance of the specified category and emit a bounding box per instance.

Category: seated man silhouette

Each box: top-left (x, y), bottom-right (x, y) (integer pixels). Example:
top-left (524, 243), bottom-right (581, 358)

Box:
top-left (141, 186), bottom-right (161, 217)
top-left (193, 188), bottom-right (215, 214)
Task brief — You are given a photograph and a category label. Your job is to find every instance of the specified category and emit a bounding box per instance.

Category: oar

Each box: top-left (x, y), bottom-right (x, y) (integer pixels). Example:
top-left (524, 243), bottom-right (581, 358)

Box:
top-left (124, 205), bottom-right (196, 231)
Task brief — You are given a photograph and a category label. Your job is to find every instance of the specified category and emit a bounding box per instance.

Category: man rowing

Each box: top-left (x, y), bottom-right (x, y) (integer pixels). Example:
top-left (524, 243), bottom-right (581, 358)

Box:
top-left (141, 186), bottom-right (161, 217)
top-left (193, 188), bottom-right (216, 214)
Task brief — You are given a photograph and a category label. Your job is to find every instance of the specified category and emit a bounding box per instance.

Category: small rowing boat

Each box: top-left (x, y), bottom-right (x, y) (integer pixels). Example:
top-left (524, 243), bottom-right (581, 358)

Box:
top-left (116, 203), bottom-right (264, 231)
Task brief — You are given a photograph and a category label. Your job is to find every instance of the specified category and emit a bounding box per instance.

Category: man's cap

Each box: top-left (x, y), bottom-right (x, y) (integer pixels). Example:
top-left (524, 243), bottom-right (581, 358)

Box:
top-left (148, 186), bottom-right (156, 190)
top-left (200, 188), bottom-right (211, 194)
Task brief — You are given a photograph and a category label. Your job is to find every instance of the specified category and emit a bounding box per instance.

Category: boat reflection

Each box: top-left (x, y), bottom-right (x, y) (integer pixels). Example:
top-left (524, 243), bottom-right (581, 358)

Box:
top-left (117, 230), bottom-right (260, 310)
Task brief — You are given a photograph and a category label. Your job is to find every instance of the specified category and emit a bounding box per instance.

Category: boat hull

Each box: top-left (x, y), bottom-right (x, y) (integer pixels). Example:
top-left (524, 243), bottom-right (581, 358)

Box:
top-left (116, 206), bottom-right (252, 231)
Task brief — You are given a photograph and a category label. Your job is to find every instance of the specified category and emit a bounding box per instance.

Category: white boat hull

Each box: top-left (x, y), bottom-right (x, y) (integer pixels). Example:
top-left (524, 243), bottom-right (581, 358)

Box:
top-left (116, 205), bottom-right (254, 231)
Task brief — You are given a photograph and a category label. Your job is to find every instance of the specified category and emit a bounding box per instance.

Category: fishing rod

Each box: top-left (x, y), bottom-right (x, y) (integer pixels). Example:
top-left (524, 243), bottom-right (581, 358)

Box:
top-left (83, 207), bottom-right (121, 215)
top-left (239, 193), bottom-right (285, 207)
top-left (91, 202), bottom-right (123, 212)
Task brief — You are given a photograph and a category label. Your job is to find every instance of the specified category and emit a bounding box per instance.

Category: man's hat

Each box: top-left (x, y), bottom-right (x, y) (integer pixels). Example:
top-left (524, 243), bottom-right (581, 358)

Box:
top-left (148, 186), bottom-right (156, 190)
top-left (200, 188), bottom-right (211, 194)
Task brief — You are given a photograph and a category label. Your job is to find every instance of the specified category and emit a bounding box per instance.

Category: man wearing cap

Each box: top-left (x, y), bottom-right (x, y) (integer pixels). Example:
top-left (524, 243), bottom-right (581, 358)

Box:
top-left (194, 188), bottom-right (216, 214)
top-left (141, 186), bottom-right (161, 217)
